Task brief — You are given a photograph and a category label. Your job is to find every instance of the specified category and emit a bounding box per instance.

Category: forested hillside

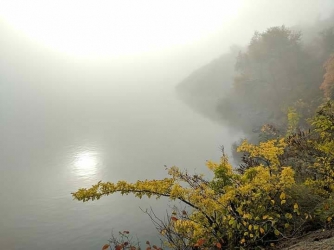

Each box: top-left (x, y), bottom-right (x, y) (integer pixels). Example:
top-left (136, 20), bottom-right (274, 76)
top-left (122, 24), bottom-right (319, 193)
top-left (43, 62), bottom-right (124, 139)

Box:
top-left (175, 48), bottom-right (238, 123)
top-left (176, 14), bottom-right (334, 136)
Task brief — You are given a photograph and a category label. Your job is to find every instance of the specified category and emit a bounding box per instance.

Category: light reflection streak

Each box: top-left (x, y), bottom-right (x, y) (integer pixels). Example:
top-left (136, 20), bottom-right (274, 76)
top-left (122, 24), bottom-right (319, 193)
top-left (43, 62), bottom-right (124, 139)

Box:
top-left (72, 151), bottom-right (98, 178)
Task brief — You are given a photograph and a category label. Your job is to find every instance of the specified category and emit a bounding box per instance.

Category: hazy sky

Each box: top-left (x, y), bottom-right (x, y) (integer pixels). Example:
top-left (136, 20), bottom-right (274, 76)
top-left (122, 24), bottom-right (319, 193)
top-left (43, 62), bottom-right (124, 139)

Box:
top-left (1, 0), bottom-right (333, 60)
top-left (0, 0), bottom-right (242, 58)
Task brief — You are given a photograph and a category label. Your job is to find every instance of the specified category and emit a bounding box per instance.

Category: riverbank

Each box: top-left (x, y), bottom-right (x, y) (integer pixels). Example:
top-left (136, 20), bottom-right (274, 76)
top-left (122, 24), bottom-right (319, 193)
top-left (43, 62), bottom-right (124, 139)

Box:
top-left (272, 229), bottom-right (334, 250)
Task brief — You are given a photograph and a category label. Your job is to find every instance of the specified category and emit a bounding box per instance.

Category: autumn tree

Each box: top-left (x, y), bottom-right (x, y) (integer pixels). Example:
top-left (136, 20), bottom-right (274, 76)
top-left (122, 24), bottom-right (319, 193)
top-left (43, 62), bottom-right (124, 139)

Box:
top-left (217, 26), bottom-right (323, 134)
top-left (239, 101), bottom-right (334, 191)
top-left (317, 27), bottom-right (334, 62)
top-left (320, 54), bottom-right (334, 99)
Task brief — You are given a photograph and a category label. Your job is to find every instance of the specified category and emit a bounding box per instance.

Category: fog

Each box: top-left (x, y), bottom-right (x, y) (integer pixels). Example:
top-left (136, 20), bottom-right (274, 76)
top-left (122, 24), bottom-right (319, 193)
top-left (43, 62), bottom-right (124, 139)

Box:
top-left (1, 1), bottom-right (333, 249)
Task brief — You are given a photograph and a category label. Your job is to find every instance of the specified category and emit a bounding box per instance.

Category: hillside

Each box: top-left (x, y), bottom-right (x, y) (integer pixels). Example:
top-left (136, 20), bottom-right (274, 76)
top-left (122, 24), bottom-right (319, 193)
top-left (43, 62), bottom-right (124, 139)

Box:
top-left (175, 15), bottom-right (334, 136)
top-left (175, 50), bottom-right (237, 123)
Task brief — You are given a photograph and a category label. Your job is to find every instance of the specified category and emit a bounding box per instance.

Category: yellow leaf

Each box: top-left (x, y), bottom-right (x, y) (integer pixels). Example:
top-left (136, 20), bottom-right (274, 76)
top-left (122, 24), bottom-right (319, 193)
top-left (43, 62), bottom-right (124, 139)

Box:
top-left (285, 213), bottom-right (292, 219)
top-left (260, 228), bottom-right (265, 234)
top-left (281, 199), bottom-right (286, 205)
top-left (294, 203), bottom-right (299, 210)
top-left (274, 229), bottom-right (280, 236)
top-left (280, 192), bottom-right (286, 200)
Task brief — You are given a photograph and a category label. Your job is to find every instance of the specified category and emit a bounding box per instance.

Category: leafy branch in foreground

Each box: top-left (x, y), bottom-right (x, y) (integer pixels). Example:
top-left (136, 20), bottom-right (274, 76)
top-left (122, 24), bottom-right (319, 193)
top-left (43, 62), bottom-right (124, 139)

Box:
top-left (73, 102), bottom-right (334, 249)
top-left (73, 146), bottom-right (298, 248)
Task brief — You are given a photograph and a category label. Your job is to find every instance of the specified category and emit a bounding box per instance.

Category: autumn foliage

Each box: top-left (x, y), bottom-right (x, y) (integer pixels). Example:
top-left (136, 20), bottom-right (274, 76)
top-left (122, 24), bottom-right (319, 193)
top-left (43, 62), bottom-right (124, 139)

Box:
top-left (73, 100), bottom-right (334, 249)
top-left (73, 25), bottom-right (334, 249)
top-left (320, 54), bottom-right (334, 99)
top-left (102, 230), bottom-right (163, 250)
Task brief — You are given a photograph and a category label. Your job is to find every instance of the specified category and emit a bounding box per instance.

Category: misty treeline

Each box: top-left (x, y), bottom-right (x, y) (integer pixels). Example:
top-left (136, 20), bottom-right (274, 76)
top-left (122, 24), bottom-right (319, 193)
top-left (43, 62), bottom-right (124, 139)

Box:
top-left (176, 13), bottom-right (334, 138)
top-left (73, 15), bottom-right (334, 250)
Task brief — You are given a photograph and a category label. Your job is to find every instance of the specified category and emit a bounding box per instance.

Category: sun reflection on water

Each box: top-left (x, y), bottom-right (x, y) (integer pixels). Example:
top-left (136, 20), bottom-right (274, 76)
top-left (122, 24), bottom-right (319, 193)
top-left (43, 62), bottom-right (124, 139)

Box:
top-left (73, 151), bottom-right (98, 178)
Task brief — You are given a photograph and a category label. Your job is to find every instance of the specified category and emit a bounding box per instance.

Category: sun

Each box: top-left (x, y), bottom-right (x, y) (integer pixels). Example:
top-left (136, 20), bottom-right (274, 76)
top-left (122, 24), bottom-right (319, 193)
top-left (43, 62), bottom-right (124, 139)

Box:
top-left (0, 0), bottom-right (242, 58)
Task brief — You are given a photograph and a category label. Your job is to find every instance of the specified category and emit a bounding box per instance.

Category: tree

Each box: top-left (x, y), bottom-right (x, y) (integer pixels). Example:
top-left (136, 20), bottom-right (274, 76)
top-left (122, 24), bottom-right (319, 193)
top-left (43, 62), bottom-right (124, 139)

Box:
top-left (217, 26), bottom-right (323, 134)
top-left (239, 101), bottom-right (334, 194)
top-left (320, 54), bottom-right (334, 99)
top-left (318, 27), bottom-right (334, 61)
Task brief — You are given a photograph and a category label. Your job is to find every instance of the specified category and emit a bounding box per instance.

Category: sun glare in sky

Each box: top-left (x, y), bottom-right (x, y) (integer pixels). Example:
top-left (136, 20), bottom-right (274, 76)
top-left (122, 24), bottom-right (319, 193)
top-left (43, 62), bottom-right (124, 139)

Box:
top-left (0, 0), bottom-right (242, 58)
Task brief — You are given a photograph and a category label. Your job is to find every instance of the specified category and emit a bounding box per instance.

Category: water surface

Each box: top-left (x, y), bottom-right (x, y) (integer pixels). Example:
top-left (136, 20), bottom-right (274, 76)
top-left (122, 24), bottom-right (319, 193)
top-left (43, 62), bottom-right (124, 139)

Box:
top-left (0, 28), bottom-right (241, 249)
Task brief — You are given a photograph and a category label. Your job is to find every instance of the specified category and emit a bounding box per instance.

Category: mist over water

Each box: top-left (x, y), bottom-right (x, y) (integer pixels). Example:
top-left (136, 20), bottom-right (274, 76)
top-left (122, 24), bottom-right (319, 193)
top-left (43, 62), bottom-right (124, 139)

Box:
top-left (1, 1), bottom-right (334, 249)
top-left (0, 22), bottom-right (241, 250)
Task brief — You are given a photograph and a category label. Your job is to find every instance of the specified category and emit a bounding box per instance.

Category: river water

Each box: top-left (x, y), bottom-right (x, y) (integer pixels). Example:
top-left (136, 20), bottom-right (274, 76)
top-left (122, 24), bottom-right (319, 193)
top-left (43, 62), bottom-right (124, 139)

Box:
top-left (0, 27), bottom-right (241, 250)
